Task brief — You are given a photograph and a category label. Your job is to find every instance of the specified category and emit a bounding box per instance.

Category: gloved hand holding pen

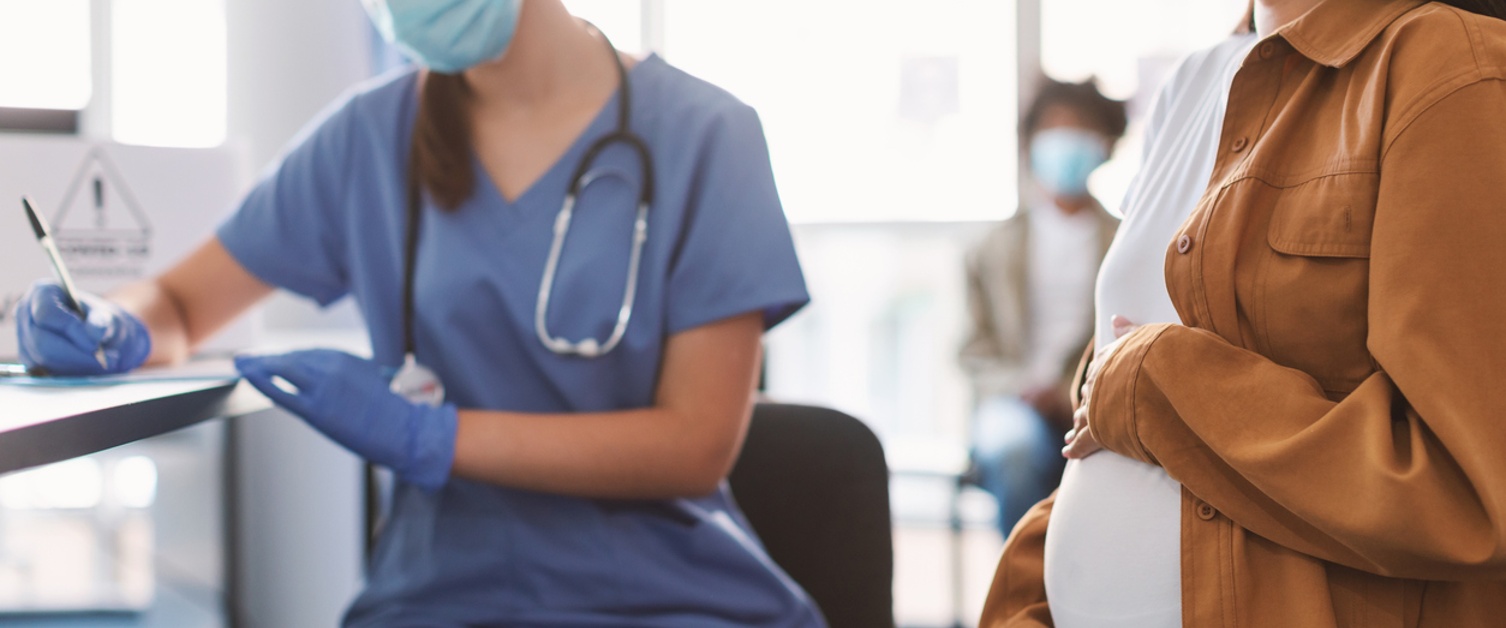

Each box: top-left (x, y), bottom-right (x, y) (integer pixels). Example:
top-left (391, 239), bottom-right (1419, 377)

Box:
top-left (16, 281), bottom-right (152, 376)
top-left (234, 349), bottom-right (456, 492)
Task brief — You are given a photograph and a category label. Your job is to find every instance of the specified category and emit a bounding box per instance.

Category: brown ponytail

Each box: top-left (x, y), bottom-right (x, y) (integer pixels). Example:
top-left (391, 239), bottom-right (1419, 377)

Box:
top-left (408, 72), bottom-right (475, 211)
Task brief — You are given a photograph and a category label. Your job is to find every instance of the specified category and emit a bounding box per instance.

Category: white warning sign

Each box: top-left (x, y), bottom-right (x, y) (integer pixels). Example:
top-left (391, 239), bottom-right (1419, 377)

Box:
top-left (0, 138), bottom-right (250, 360)
top-left (51, 148), bottom-right (154, 279)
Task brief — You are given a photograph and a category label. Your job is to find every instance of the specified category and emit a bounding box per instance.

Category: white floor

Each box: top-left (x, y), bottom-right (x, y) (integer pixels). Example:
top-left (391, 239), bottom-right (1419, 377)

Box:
top-left (891, 475), bottom-right (1007, 628)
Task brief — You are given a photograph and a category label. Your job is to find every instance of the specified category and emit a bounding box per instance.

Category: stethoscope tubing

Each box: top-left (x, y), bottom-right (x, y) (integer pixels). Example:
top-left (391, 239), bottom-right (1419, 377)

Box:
top-left (401, 24), bottom-right (653, 364)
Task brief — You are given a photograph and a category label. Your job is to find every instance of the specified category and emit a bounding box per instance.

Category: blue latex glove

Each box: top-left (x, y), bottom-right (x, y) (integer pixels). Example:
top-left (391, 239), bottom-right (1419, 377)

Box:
top-left (234, 349), bottom-right (457, 492)
top-left (16, 280), bottom-right (152, 376)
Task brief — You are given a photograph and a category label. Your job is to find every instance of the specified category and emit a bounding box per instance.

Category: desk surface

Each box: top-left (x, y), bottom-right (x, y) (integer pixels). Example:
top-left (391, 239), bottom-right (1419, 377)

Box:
top-left (0, 378), bottom-right (270, 475)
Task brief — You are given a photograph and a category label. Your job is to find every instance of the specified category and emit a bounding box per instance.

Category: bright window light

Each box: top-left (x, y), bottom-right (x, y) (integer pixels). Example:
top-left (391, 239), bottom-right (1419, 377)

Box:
top-left (562, 0), bottom-right (644, 52)
top-left (113, 455), bottom-right (158, 509)
top-left (1042, 0), bottom-right (1248, 99)
top-left (111, 0), bottom-right (227, 147)
top-left (664, 0), bottom-right (1017, 224)
top-left (1041, 0), bottom-right (1248, 213)
top-left (0, 459), bottom-right (103, 510)
top-left (0, 0), bottom-right (92, 110)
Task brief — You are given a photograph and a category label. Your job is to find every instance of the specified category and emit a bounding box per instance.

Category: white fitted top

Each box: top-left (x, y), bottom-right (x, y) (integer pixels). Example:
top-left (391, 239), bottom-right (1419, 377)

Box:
top-left (1043, 34), bottom-right (1258, 628)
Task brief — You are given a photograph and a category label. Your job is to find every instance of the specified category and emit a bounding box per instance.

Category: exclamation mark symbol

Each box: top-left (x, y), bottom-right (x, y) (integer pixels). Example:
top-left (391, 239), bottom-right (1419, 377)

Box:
top-left (93, 176), bottom-right (106, 229)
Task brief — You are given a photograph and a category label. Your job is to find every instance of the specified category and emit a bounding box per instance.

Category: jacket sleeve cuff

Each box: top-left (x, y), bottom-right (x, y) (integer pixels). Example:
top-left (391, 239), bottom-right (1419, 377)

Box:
top-left (1089, 323), bottom-right (1175, 465)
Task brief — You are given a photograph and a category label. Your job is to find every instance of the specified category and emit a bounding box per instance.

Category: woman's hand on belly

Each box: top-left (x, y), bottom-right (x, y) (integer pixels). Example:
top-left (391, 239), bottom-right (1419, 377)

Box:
top-left (1064, 316), bottom-right (1138, 460)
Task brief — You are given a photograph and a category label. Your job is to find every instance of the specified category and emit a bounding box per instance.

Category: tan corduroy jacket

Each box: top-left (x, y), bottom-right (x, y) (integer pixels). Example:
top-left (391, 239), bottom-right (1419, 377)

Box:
top-left (981, 1), bottom-right (1506, 626)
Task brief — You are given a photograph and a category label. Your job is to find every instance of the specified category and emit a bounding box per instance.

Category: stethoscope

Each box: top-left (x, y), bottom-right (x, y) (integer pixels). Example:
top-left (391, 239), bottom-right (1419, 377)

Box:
top-left (390, 26), bottom-right (655, 406)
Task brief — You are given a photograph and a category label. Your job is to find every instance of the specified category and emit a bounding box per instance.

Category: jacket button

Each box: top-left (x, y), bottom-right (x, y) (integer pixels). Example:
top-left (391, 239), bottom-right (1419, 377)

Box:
top-left (1177, 234), bottom-right (1193, 254)
top-left (1196, 502), bottom-right (1217, 521)
top-left (1231, 136), bottom-right (1249, 152)
top-left (1259, 40), bottom-right (1277, 59)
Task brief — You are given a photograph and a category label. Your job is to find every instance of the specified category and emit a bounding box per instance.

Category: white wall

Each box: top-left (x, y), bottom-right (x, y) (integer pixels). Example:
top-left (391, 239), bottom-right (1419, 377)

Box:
top-left (223, 0), bottom-right (373, 626)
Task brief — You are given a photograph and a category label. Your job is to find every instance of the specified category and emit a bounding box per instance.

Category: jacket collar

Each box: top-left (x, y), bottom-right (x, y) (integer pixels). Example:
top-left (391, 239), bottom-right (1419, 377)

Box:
top-left (1278, 0), bottom-right (1427, 68)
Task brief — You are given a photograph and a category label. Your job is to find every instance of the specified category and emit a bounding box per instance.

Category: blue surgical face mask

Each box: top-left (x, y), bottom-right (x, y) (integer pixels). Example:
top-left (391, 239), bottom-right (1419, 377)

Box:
top-left (1029, 127), bottom-right (1109, 198)
top-left (362, 0), bottom-right (524, 74)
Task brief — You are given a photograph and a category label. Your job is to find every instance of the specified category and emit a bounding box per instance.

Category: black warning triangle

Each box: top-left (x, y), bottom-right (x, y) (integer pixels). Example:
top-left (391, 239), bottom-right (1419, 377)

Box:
top-left (53, 147), bottom-right (152, 238)
top-left (49, 147), bottom-right (154, 278)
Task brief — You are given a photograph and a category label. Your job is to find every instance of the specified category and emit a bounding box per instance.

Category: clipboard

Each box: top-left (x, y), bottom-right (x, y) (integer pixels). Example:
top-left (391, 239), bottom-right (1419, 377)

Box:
top-left (0, 358), bottom-right (239, 387)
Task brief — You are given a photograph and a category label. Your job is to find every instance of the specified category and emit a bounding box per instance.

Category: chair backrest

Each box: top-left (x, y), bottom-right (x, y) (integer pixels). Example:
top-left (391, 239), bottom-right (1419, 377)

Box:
top-left (728, 403), bottom-right (895, 628)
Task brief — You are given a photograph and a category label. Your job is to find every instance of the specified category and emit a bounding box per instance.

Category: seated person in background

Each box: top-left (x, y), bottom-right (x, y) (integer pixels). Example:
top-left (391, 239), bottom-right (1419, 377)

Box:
top-left (959, 77), bottom-right (1125, 535)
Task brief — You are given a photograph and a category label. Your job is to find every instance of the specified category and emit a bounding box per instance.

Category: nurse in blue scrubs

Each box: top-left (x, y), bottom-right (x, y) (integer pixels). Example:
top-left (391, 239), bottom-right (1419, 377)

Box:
top-left (14, 0), bottom-right (824, 625)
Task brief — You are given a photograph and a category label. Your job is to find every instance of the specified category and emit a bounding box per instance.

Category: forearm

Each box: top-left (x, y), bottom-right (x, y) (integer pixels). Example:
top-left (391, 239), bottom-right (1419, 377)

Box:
top-left (110, 238), bottom-right (273, 367)
top-left (1095, 324), bottom-right (1506, 579)
top-left (109, 279), bottom-right (193, 366)
top-left (451, 403), bottom-right (750, 499)
top-left (452, 311), bottom-right (764, 499)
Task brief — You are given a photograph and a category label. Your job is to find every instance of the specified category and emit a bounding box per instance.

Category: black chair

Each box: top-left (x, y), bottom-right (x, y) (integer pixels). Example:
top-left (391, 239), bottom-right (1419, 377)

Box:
top-left (729, 403), bottom-right (895, 628)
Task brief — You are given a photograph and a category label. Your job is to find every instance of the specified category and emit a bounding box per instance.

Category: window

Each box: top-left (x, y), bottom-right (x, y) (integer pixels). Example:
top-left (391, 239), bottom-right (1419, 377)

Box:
top-left (0, 0), bottom-right (228, 146)
top-left (111, 0), bottom-right (228, 147)
top-left (562, 0), bottom-right (644, 52)
top-left (664, 0), bottom-right (1018, 224)
top-left (0, 0), bottom-right (92, 110)
top-left (1041, 0), bottom-right (1249, 210)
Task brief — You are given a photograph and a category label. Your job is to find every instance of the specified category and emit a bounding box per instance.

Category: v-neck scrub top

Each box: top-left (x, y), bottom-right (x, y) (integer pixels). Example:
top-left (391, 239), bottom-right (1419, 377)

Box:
top-left (217, 55), bottom-right (823, 627)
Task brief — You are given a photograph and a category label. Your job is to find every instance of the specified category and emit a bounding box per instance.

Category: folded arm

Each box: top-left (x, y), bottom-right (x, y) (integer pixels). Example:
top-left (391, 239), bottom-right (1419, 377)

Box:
top-left (1090, 80), bottom-right (1506, 580)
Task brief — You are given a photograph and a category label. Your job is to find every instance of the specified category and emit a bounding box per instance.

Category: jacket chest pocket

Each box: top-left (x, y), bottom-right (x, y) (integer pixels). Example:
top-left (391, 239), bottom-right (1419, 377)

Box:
top-left (1258, 173), bottom-right (1378, 394)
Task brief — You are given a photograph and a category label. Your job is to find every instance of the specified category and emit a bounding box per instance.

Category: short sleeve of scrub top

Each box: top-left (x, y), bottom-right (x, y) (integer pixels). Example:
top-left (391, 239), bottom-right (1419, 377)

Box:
top-left (218, 90), bottom-right (363, 306)
top-left (214, 58), bottom-right (823, 628)
top-left (663, 105), bottom-right (806, 332)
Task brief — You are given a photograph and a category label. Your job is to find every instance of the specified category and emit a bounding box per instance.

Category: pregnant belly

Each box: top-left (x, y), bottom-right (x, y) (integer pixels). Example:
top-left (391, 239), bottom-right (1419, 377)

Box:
top-left (1044, 452), bottom-right (1182, 628)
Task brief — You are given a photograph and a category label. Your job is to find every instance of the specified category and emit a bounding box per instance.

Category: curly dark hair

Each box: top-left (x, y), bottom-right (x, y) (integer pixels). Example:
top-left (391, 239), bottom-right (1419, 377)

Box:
top-left (1020, 77), bottom-right (1128, 144)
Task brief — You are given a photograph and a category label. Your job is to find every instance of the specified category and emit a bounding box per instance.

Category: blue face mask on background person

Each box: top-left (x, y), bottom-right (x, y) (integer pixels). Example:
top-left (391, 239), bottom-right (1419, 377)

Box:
top-left (362, 0), bottom-right (524, 74)
top-left (1029, 127), bottom-right (1108, 198)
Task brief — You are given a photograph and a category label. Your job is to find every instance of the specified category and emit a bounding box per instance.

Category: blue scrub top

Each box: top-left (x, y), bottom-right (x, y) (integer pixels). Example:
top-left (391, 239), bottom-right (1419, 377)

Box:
top-left (218, 55), bottom-right (822, 627)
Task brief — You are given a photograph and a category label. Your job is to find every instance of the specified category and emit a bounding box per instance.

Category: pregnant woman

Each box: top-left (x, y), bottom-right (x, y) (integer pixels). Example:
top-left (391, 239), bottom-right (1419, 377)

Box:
top-left (982, 0), bottom-right (1506, 626)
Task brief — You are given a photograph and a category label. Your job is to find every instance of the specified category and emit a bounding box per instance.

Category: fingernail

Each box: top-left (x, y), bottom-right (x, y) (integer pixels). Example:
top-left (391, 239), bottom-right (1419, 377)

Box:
top-left (1064, 428), bottom-right (1077, 444)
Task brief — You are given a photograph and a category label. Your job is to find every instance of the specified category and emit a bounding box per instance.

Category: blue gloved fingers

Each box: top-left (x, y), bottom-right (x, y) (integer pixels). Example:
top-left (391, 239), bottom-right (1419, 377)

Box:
top-left (17, 285), bottom-right (108, 375)
top-left (233, 349), bottom-right (456, 492)
top-left (235, 354), bottom-right (320, 418)
top-left (108, 314), bottom-right (152, 372)
top-left (237, 367), bottom-right (307, 415)
top-left (24, 284), bottom-right (108, 350)
top-left (16, 282), bottom-right (151, 376)
top-left (18, 319), bottom-right (106, 374)
top-left (74, 292), bottom-right (152, 371)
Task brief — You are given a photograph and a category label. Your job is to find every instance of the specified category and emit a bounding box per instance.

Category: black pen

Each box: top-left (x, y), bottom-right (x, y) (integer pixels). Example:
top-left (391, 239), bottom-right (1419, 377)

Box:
top-left (22, 196), bottom-right (107, 369)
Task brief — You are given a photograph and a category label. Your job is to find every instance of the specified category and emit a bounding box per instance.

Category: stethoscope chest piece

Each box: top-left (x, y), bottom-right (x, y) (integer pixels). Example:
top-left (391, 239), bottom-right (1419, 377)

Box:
top-left (390, 352), bottom-right (445, 406)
